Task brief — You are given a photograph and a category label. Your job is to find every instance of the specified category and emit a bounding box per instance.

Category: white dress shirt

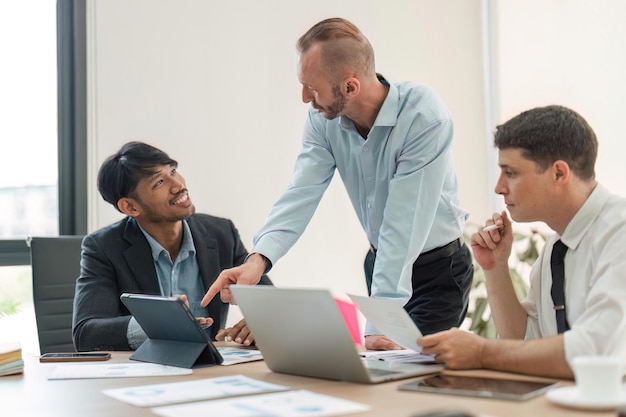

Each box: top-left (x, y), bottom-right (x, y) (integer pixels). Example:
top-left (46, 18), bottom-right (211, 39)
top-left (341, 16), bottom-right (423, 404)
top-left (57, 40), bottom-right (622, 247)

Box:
top-left (521, 184), bottom-right (626, 368)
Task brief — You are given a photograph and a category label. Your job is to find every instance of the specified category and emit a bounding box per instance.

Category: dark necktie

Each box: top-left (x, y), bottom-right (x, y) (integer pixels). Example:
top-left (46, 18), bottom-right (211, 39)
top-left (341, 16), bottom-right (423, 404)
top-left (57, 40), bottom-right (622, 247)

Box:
top-left (550, 239), bottom-right (570, 333)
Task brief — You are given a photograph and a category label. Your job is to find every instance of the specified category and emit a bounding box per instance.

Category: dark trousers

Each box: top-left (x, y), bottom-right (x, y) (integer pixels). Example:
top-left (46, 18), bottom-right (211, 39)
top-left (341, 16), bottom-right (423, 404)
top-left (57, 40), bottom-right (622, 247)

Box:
top-left (364, 239), bottom-right (474, 335)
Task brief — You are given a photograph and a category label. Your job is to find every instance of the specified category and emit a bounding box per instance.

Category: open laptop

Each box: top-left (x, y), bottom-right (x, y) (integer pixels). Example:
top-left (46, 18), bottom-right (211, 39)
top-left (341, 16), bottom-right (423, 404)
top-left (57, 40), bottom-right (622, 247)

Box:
top-left (229, 285), bottom-right (443, 384)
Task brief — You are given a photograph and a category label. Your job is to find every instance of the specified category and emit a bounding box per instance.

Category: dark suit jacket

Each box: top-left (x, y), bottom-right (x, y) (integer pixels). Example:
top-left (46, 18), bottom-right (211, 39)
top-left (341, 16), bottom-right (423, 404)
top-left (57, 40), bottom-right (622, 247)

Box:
top-left (72, 214), bottom-right (271, 351)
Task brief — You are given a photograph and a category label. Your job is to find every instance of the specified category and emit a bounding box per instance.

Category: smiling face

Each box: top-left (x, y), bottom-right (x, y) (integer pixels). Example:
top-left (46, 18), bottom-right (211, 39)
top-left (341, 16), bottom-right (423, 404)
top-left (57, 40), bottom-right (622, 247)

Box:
top-left (124, 164), bottom-right (195, 224)
top-left (495, 148), bottom-right (554, 223)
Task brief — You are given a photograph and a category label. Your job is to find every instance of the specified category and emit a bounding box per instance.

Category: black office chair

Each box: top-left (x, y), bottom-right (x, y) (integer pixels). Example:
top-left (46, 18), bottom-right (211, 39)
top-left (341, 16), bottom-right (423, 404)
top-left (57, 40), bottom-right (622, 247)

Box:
top-left (29, 236), bottom-right (84, 354)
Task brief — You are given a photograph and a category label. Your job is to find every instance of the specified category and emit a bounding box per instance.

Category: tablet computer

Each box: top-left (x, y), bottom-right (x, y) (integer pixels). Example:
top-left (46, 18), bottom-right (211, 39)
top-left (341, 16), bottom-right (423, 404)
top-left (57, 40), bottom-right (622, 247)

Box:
top-left (120, 293), bottom-right (223, 368)
top-left (398, 374), bottom-right (559, 401)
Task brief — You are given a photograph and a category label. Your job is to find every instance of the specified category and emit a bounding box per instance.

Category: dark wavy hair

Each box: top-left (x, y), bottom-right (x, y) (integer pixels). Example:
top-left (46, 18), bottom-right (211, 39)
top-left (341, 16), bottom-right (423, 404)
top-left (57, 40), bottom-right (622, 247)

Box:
top-left (97, 141), bottom-right (177, 212)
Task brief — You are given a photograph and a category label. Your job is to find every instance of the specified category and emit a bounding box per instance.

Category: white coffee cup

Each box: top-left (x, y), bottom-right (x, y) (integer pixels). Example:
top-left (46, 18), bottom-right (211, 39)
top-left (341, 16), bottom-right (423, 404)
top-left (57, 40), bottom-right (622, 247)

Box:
top-left (572, 355), bottom-right (624, 403)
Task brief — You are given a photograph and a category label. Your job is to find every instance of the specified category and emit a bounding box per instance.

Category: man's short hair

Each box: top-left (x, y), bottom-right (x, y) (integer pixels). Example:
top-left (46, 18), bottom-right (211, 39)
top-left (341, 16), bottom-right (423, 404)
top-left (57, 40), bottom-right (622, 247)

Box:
top-left (98, 141), bottom-right (177, 211)
top-left (296, 17), bottom-right (375, 84)
top-left (494, 105), bottom-right (598, 180)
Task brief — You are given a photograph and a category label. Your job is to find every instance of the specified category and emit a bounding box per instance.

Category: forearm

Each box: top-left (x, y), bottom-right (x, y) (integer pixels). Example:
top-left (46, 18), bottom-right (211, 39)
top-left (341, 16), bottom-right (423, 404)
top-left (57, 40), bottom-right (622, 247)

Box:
top-left (73, 315), bottom-right (133, 351)
top-left (482, 335), bottom-right (572, 379)
top-left (483, 265), bottom-right (528, 339)
top-left (126, 317), bottom-right (148, 350)
top-left (252, 138), bottom-right (333, 263)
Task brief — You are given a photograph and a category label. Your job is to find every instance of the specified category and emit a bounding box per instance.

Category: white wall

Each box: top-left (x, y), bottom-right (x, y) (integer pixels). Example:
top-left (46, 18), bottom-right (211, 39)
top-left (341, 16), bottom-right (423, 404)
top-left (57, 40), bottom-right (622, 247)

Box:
top-left (495, 0), bottom-right (626, 199)
top-left (86, 0), bottom-right (489, 309)
top-left (87, 1), bottom-right (626, 330)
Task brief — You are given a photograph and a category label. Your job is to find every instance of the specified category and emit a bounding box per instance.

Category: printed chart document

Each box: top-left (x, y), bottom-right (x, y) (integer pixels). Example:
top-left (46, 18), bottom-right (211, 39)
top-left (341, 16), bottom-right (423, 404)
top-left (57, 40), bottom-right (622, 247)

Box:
top-left (217, 346), bottom-right (263, 366)
top-left (348, 294), bottom-right (424, 352)
top-left (150, 389), bottom-right (370, 417)
top-left (48, 363), bottom-right (192, 380)
top-left (103, 375), bottom-right (289, 407)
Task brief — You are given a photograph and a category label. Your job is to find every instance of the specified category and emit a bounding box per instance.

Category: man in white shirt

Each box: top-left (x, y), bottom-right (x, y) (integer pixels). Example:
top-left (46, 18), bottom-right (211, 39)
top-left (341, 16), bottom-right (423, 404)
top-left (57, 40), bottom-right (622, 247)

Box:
top-left (419, 105), bottom-right (626, 378)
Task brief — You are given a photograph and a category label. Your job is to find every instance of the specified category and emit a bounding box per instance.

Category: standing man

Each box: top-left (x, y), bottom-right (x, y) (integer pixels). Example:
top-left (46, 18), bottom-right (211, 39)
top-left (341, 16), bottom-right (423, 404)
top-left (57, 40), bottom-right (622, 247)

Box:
top-left (73, 141), bottom-right (271, 351)
top-left (202, 17), bottom-right (473, 350)
top-left (419, 105), bottom-right (626, 378)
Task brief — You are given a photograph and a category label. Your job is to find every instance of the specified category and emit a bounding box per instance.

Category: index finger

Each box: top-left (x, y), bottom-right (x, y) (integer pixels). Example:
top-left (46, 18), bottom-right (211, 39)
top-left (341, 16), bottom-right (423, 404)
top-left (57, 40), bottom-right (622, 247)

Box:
top-left (201, 280), bottom-right (223, 307)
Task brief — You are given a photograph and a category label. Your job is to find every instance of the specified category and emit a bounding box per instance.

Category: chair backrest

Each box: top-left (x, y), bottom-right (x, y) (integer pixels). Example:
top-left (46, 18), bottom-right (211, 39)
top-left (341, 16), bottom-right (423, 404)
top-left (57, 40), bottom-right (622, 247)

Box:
top-left (29, 236), bottom-right (84, 354)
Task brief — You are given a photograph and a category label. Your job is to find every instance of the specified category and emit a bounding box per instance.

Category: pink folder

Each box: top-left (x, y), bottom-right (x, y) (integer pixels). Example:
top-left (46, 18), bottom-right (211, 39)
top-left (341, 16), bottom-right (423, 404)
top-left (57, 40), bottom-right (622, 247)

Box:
top-left (334, 298), bottom-right (362, 345)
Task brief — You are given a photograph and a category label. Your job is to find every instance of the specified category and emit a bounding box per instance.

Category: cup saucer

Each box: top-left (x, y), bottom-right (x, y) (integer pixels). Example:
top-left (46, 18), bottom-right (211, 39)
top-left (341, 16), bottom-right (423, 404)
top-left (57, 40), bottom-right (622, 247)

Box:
top-left (546, 386), bottom-right (626, 410)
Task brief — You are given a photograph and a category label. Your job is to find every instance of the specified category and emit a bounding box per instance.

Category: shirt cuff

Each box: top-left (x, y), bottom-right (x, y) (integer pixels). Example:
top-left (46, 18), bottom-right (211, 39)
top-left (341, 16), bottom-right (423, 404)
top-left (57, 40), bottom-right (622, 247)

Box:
top-left (127, 316), bottom-right (148, 350)
top-left (364, 321), bottom-right (381, 337)
top-left (244, 252), bottom-right (273, 274)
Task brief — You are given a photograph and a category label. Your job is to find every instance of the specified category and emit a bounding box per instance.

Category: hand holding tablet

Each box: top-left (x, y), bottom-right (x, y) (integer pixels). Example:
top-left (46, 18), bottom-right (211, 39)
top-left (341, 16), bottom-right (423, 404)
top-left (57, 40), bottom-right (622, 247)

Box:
top-left (120, 293), bottom-right (223, 368)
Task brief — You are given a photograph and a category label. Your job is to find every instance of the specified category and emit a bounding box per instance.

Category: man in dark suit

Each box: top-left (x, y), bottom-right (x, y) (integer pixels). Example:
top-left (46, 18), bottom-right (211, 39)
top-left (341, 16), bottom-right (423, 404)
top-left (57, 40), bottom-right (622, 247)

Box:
top-left (72, 141), bottom-right (271, 351)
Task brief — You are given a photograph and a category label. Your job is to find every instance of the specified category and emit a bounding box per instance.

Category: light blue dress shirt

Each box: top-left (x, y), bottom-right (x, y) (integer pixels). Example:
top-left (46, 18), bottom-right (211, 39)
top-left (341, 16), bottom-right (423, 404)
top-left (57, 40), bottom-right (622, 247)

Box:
top-left (127, 220), bottom-right (208, 348)
top-left (252, 80), bottom-right (468, 327)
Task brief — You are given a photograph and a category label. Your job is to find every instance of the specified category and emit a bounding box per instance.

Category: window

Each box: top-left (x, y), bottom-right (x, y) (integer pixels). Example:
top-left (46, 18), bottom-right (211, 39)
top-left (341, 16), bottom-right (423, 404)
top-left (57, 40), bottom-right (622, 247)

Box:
top-left (0, 2), bottom-right (58, 240)
top-left (0, 0), bottom-right (87, 355)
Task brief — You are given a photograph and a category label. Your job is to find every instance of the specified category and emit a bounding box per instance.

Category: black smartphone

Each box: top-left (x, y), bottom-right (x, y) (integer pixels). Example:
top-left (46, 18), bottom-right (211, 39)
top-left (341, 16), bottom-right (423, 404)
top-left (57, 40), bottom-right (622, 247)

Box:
top-left (39, 352), bottom-right (112, 362)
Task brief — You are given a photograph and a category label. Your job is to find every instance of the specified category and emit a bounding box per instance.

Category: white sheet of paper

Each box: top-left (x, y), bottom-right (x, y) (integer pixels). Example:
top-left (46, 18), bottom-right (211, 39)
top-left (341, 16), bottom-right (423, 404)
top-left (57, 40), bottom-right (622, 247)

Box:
top-left (151, 389), bottom-right (370, 417)
top-left (359, 349), bottom-right (435, 363)
top-left (103, 375), bottom-right (289, 407)
top-left (348, 294), bottom-right (423, 352)
top-left (48, 363), bottom-right (192, 380)
top-left (217, 346), bottom-right (264, 365)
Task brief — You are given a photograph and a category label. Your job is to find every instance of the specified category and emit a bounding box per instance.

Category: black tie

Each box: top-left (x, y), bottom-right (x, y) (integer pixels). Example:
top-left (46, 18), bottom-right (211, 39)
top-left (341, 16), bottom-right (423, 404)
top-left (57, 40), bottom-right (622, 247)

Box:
top-left (550, 239), bottom-right (570, 333)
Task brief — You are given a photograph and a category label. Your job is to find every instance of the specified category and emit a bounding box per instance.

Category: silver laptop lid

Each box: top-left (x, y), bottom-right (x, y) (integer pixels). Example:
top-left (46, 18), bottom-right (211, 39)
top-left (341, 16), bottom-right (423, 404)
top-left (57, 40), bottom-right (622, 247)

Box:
top-left (231, 285), bottom-right (372, 383)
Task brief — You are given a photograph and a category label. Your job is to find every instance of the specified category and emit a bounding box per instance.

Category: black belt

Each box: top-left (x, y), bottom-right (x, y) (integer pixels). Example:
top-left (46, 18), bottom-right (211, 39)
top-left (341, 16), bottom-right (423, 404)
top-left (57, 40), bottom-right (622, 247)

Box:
top-left (370, 237), bottom-right (464, 266)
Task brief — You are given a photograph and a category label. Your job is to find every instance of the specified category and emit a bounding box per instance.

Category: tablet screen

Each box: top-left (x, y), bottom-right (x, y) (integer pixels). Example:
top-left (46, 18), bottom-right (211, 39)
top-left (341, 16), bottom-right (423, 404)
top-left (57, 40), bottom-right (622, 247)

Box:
top-left (398, 374), bottom-right (559, 401)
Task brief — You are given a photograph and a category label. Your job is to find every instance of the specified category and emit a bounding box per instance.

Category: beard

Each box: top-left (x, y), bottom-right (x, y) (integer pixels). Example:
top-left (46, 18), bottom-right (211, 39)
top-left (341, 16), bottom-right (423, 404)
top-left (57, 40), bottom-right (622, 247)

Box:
top-left (314, 85), bottom-right (345, 120)
top-left (135, 193), bottom-right (196, 223)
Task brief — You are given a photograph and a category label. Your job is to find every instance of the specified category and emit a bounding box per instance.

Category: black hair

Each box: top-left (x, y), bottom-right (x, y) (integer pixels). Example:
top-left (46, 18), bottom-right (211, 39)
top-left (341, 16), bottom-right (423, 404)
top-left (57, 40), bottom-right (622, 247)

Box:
top-left (97, 141), bottom-right (177, 212)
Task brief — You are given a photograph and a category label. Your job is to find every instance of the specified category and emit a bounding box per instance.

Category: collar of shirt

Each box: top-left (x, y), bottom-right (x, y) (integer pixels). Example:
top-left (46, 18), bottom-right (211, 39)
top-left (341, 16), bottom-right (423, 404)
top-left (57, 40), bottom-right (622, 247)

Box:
top-left (339, 77), bottom-right (398, 133)
top-left (137, 219), bottom-right (196, 262)
top-left (559, 183), bottom-right (609, 251)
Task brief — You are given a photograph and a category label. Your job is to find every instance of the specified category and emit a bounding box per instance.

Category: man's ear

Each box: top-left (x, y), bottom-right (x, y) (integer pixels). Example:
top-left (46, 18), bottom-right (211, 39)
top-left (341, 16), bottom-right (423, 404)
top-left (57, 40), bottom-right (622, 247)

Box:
top-left (553, 160), bottom-right (571, 184)
top-left (345, 77), bottom-right (360, 97)
top-left (117, 197), bottom-right (140, 217)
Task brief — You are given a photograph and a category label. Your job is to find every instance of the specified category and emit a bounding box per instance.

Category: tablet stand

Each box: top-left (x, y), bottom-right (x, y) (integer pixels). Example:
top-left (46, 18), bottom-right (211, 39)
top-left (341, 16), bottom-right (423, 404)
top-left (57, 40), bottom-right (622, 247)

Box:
top-left (131, 337), bottom-right (222, 369)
